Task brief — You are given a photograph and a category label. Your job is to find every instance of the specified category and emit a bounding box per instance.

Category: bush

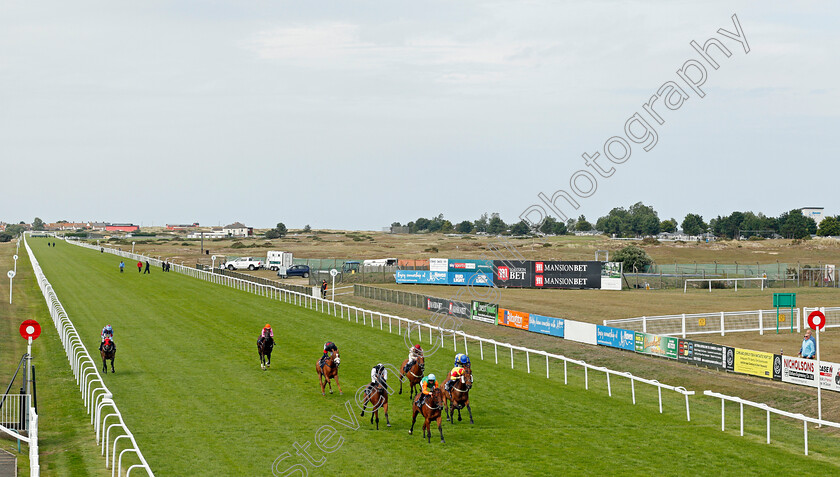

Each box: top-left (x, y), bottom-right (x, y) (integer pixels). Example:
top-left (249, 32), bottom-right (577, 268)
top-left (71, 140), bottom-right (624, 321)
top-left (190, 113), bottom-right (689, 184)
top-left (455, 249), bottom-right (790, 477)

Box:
top-left (747, 236), bottom-right (765, 241)
top-left (542, 242), bottom-right (552, 247)
top-left (181, 242), bottom-right (192, 246)
top-left (0, 233), bottom-right (11, 243)
top-left (264, 229), bottom-right (281, 239)
top-left (641, 237), bottom-right (660, 245)
top-left (612, 245), bottom-right (652, 272)
top-left (424, 246), bottom-right (439, 253)
top-left (230, 242), bottom-right (247, 249)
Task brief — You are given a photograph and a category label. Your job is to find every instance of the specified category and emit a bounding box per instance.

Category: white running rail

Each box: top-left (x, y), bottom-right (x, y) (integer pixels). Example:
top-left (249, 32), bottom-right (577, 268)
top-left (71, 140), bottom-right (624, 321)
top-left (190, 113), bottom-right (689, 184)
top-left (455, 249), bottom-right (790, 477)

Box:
top-left (703, 389), bottom-right (840, 456)
top-left (24, 234), bottom-right (153, 476)
top-left (64, 237), bottom-right (695, 421)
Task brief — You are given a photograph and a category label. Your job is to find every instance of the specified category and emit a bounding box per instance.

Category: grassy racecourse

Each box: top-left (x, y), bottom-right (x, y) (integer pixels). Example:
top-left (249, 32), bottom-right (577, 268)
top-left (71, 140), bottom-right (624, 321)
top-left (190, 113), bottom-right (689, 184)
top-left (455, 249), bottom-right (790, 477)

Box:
top-left (24, 238), bottom-right (840, 475)
top-left (0, 241), bottom-right (108, 476)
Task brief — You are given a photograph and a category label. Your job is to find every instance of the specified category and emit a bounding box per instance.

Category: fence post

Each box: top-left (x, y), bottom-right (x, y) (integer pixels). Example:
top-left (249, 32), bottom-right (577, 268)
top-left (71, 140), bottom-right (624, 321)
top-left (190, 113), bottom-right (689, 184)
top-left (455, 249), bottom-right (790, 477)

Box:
top-left (642, 316), bottom-right (647, 333)
top-left (682, 313), bottom-right (686, 338)
top-left (759, 310), bottom-right (764, 335)
top-left (721, 311), bottom-right (725, 336)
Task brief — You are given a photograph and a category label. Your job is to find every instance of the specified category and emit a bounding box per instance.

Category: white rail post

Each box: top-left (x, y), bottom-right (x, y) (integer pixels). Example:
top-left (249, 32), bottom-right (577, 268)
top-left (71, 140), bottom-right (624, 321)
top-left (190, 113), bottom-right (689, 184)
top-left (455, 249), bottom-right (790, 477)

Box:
top-left (480, 340), bottom-right (484, 360)
top-left (584, 367), bottom-right (588, 390)
top-left (606, 371), bottom-right (611, 396)
top-left (721, 399), bottom-right (725, 430)
top-left (642, 316), bottom-right (647, 333)
top-left (453, 333), bottom-right (456, 350)
top-left (546, 355), bottom-right (550, 379)
top-left (682, 313), bottom-right (686, 338)
top-left (766, 410), bottom-right (771, 444)
top-left (494, 343), bottom-right (497, 364)
top-left (526, 351), bottom-right (530, 374)
top-left (759, 309), bottom-right (764, 335)
top-left (564, 361), bottom-right (567, 384)
top-left (630, 378), bottom-right (636, 404)
top-left (721, 311), bottom-right (725, 336)
top-left (657, 386), bottom-right (662, 413)
top-left (463, 335), bottom-right (468, 355)
top-left (804, 420), bottom-right (809, 455)
top-left (510, 347), bottom-right (514, 369)
top-left (740, 402), bottom-right (744, 436)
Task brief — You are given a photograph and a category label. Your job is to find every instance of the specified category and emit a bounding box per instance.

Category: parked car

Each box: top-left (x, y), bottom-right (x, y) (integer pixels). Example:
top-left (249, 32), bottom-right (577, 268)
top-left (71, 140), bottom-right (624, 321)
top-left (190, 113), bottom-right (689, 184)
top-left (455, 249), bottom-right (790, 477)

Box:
top-left (278, 264), bottom-right (310, 278)
top-left (222, 257), bottom-right (263, 271)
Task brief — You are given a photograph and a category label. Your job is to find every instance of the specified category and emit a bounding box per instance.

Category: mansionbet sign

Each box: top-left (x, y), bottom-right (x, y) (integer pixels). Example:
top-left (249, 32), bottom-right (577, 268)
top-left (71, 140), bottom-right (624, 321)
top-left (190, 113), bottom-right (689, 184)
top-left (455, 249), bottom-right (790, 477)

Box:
top-left (493, 261), bottom-right (532, 288)
top-left (533, 261), bottom-right (601, 289)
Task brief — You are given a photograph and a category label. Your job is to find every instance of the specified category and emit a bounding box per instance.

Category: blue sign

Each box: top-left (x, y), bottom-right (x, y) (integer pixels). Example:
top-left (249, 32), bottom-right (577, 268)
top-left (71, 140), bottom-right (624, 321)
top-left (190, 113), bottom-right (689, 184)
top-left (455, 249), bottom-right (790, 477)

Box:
top-left (447, 272), bottom-right (493, 287)
top-left (395, 270), bottom-right (449, 284)
top-left (448, 259), bottom-right (494, 273)
top-left (528, 314), bottom-right (564, 337)
top-left (596, 325), bottom-right (635, 351)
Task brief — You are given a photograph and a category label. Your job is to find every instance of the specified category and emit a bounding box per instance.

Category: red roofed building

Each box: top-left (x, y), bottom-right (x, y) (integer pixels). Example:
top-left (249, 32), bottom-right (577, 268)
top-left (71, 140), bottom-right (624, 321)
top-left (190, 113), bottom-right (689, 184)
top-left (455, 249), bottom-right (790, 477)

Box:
top-left (106, 224), bottom-right (140, 232)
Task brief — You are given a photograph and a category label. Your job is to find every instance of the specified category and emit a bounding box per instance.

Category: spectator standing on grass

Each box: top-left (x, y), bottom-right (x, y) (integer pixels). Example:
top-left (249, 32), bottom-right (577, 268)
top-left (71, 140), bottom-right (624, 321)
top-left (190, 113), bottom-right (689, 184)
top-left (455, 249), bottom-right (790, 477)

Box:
top-left (321, 279), bottom-right (328, 299)
top-left (137, 261), bottom-right (143, 273)
top-left (799, 329), bottom-right (816, 359)
top-left (144, 260), bottom-right (151, 274)
top-left (119, 261), bottom-right (125, 273)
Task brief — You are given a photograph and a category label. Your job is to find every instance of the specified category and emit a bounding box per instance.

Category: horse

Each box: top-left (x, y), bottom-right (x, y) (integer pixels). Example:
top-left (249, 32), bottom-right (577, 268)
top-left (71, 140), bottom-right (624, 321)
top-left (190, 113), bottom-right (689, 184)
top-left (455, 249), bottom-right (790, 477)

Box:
top-left (360, 383), bottom-right (390, 430)
top-left (100, 338), bottom-right (116, 373)
top-left (398, 356), bottom-right (424, 399)
top-left (316, 350), bottom-right (343, 396)
top-left (409, 387), bottom-right (445, 443)
top-left (443, 372), bottom-right (474, 424)
top-left (258, 335), bottom-right (274, 370)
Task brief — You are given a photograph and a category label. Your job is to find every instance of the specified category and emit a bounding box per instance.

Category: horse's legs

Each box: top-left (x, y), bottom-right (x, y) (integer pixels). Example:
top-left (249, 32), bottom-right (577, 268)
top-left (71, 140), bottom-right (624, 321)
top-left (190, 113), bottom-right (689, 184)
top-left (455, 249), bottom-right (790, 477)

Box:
top-left (374, 412), bottom-right (379, 430)
top-left (437, 416), bottom-right (445, 443)
top-left (327, 378), bottom-right (333, 394)
top-left (384, 401), bottom-right (391, 427)
top-left (318, 369), bottom-right (326, 396)
top-left (360, 400), bottom-right (367, 417)
top-left (110, 358), bottom-right (115, 373)
top-left (457, 408), bottom-right (462, 422)
top-left (398, 374), bottom-right (404, 395)
top-left (409, 409), bottom-right (418, 435)
top-left (102, 357), bottom-right (106, 373)
top-left (334, 375), bottom-right (343, 395)
top-left (467, 403), bottom-right (474, 424)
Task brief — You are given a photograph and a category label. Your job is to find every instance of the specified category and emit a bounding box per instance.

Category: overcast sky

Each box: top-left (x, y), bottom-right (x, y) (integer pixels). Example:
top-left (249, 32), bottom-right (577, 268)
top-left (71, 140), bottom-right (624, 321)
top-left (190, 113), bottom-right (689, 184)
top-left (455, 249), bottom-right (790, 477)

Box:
top-left (2, 1), bottom-right (837, 230)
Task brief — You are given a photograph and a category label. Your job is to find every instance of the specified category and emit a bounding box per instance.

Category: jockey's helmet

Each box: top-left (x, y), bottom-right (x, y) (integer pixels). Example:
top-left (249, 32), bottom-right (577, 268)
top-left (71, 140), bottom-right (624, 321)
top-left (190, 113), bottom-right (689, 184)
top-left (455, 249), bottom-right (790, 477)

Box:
top-left (414, 344), bottom-right (421, 350)
top-left (428, 374), bottom-right (436, 383)
top-left (264, 324), bottom-right (271, 329)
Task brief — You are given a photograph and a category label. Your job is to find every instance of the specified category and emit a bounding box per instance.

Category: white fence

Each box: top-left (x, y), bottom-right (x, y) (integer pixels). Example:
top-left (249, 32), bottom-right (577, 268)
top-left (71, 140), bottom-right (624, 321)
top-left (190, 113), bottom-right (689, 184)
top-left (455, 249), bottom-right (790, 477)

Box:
top-left (63, 237), bottom-right (696, 422)
top-left (24, 235), bottom-right (153, 476)
top-left (684, 277), bottom-right (766, 292)
top-left (604, 308), bottom-right (804, 337)
top-left (704, 390), bottom-right (840, 455)
top-left (0, 394), bottom-right (37, 476)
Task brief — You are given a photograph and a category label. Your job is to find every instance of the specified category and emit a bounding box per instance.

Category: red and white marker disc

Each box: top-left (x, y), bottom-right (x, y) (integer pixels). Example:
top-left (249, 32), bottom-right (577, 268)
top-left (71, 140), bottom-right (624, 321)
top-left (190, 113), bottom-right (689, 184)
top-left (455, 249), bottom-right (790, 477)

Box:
top-left (808, 310), bottom-right (826, 331)
top-left (20, 320), bottom-right (41, 340)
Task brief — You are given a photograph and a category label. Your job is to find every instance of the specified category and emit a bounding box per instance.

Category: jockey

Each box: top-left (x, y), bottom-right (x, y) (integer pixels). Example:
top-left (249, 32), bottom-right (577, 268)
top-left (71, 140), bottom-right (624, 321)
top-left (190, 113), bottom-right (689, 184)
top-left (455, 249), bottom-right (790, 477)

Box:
top-left (320, 341), bottom-right (338, 367)
top-left (418, 374), bottom-right (437, 407)
top-left (445, 366), bottom-right (466, 392)
top-left (100, 325), bottom-right (114, 350)
top-left (365, 363), bottom-right (388, 395)
top-left (258, 324), bottom-right (273, 345)
top-left (455, 353), bottom-right (471, 368)
top-left (403, 344), bottom-right (423, 373)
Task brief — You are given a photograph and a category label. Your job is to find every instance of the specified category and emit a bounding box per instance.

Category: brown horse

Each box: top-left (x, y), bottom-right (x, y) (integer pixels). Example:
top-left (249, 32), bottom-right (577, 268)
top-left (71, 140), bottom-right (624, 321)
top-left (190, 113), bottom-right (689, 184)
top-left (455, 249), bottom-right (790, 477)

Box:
top-left (360, 383), bottom-right (390, 429)
top-left (100, 338), bottom-right (116, 373)
top-left (316, 350), bottom-right (343, 396)
top-left (398, 356), bottom-right (424, 399)
top-left (409, 387), bottom-right (445, 443)
top-left (443, 372), bottom-right (474, 424)
top-left (257, 335), bottom-right (274, 370)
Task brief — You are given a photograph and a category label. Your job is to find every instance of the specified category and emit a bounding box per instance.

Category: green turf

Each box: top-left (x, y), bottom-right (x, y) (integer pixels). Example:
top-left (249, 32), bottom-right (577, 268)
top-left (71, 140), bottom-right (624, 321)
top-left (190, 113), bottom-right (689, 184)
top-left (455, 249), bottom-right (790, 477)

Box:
top-left (0, 241), bottom-right (109, 476)
top-left (25, 237), bottom-right (840, 475)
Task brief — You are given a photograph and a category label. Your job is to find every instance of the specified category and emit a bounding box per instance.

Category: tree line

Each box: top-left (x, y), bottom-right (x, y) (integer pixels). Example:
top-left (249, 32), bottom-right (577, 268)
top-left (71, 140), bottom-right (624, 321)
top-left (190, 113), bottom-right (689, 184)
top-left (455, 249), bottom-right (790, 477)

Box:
top-left (395, 203), bottom-right (837, 239)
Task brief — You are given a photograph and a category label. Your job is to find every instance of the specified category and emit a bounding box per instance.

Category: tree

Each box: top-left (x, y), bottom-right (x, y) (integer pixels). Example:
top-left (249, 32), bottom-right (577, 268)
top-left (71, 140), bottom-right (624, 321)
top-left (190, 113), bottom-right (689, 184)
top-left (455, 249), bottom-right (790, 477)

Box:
top-left (303, 224), bottom-right (312, 233)
top-left (264, 229), bottom-right (281, 239)
top-left (473, 213), bottom-right (489, 233)
top-left (575, 215), bottom-right (592, 231)
top-left (681, 214), bottom-right (707, 236)
top-left (778, 209), bottom-right (815, 239)
top-left (455, 220), bottom-right (474, 234)
top-left (551, 220), bottom-right (568, 235)
top-left (275, 223), bottom-right (287, 238)
top-left (509, 220), bottom-right (531, 236)
top-left (390, 222), bottom-right (401, 227)
top-left (487, 214), bottom-right (507, 235)
top-left (33, 217), bottom-right (45, 231)
top-left (0, 233), bottom-right (11, 243)
top-left (818, 216), bottom-right (840, 237)
top-left (660, 218), bottom-right (677, 233)
top-left (413, 217), bottom-right (431, 232)
top-left (5, 224), bottom-right (24, 236)
top-left (612, 245), bottom-right (652, 272)
top-left (539, 217), bottom-right (558, 235)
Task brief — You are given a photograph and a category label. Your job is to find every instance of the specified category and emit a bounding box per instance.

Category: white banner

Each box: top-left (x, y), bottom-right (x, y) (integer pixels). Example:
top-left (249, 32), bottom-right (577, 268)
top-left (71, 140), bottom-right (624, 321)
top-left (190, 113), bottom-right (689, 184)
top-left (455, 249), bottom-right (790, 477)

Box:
top-left (429, 258), bottom-right (449, 272)
top-left (781, 356), bottom-right (840, 392)
top-left (564, 320), bottom-right (597, 345)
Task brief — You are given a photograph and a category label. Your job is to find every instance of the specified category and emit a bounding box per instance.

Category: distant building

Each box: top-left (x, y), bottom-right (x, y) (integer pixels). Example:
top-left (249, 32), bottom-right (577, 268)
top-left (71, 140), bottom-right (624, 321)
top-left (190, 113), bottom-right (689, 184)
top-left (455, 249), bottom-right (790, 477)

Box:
top-left (187, 227), bottom-right (227, 239)
top-left (166, 223), bottom-right (200, 231)
top-left (223, 222), bottom-right (253, 237)
top-left (801, 207), bottom-right (825, 225)
top-left (47, 222), bottom-right (91, 231)
top-left (106, 223), bottom-right (140, 232)
top-left (90, 222), bottom-right (109, 231)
